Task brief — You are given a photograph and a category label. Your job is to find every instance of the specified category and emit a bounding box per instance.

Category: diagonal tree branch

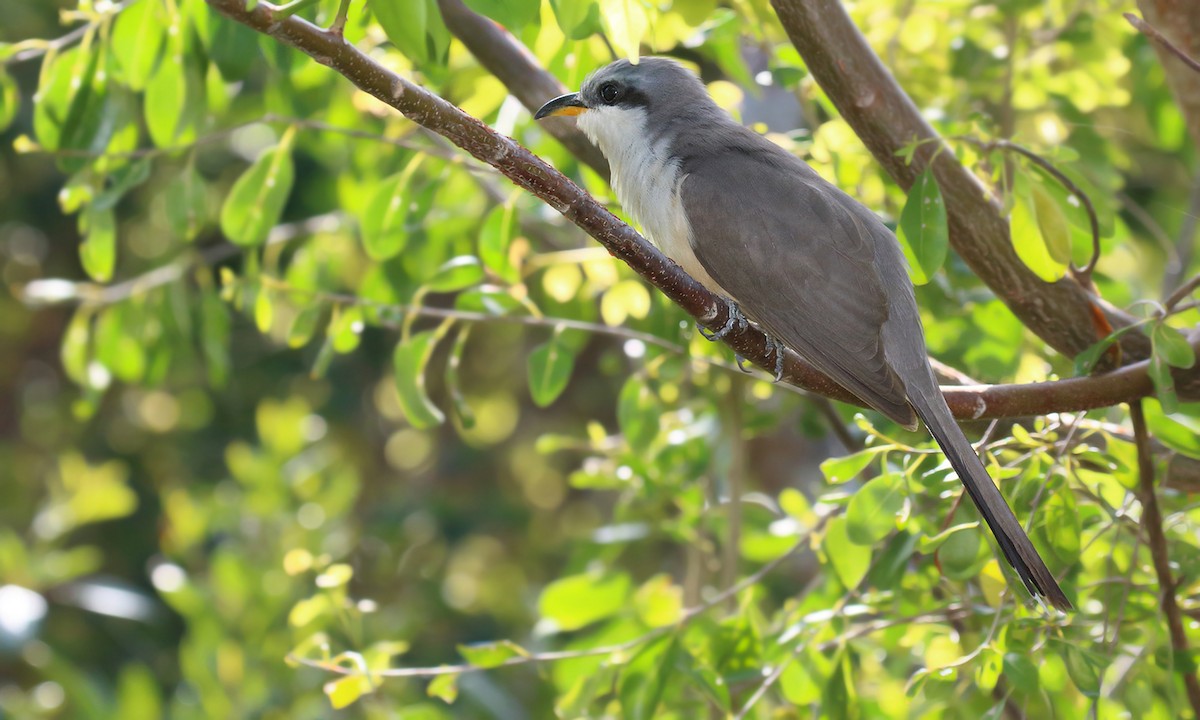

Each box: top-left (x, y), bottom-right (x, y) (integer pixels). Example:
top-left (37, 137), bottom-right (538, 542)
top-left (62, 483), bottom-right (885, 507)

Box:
top-left (436, 0), bottom-right (609, 179)
top-left (768, 0), bottom-right (1151, 367)
top-left (203, 0), bottom-right (1192, 422)
top-left (1131, 4), bottom-right (1200, 149)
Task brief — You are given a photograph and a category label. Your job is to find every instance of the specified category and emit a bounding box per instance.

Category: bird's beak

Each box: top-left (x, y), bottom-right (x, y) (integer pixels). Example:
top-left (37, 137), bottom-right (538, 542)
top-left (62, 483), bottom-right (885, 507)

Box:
top-left (535, 93), bottom-right (588, 119)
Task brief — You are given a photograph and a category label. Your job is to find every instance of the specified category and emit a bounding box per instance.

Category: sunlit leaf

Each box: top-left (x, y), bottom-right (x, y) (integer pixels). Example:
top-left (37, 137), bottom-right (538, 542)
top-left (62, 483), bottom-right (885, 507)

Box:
top-left (324, 675), bottom-right (371, 709)
top-left (479, 202), bottom-right (519, 284)
top-left (361, 165), bottom-right (417, 260)
top-left (599, 0), bottom-right (648, 63)
top-left (551, 0), bottom-right (601, 39)
top-left (220, 129), bottom-right (296, 246)
top-left (633, 574), bottom-right (683, 627)
top-left (111, 0), bottom-right (166, 90)
top-left (819, 447), bottom-right (882, 484)
top-left (427, 673), bottom-right (458, 703)
top-left (144, 31), bottom-right (204, 148)
top-left (896, 168), bottom-right (948, 285)
top-left (114, 665), bottom-right (162, 720)
top-left (424, 256), bottom-right (484, 293)
top-left (1031, 183), bottom-right (1072, 264)
top-left (79, 206), bottom-right (116, 282)
top-left (1010, 184), bottom-right (1067, 282)
top-left (538, 571), bottom-right (631, 631)
top-left (619, 634), bottom-right (680, 720)
top-left (457, 640), bottom-right (529, 669)
top-left (0, 69), bottom-right (17, 133)
top-left (392, 330), bottom-right (446, 429)
top-left (463, 0), bottom-right (539, 29)
top-left (824, 517), bottom-right (870, 590)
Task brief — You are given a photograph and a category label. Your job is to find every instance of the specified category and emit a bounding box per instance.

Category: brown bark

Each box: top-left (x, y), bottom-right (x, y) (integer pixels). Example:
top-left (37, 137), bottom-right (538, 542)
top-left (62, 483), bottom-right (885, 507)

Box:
top-left (1137, 1), bottom-right (1200, 149)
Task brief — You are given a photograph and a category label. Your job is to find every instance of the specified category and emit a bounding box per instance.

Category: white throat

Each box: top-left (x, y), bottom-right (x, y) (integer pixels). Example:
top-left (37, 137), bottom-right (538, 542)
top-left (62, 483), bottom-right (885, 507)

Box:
top-left (576, 106), bottom-right (720, 291)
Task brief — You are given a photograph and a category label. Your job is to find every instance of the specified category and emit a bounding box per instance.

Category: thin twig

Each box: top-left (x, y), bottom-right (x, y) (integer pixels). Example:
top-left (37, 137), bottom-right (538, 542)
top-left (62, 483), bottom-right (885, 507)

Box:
top-left (289, 531), bottom-right (817, 679)
top-left (3, 1), bottom-right (132, 66)
top-left (1164, 273), bottom-right (1200, 313)
top-left (956, 136), bottom-right (1102, 285)
top-left (1125, 13), bottom-right (1200, 76)
top-left (1130, 399), bottom-right (1200, 716)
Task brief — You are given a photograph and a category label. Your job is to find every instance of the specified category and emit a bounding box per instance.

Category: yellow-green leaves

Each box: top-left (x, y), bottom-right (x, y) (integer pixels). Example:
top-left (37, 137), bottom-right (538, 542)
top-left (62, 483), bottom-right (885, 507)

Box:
top-left (1148, 321), bottom-right (1195, 412)
top-left (111, 0), bottom-right (167, 91)
top-left (79, 206), bottom-right (117, 282)
top-left (527, 328), bottom-right (576, 407)
top-left (538, 571), bottom-right (631, 632)
top-left (393, 330), bottom-right (446, 429)
top-left (1010, 176), bottom-right (1070, 282)
top-left (600, 0), bottom-right (648, 63)
top-left (823, 516), bottom-right (870, 590)
top-left (552, 0), bottom-right (601, 39)
top-left (165, 162), bottom-right (208, 241)
top-left (463, 0), bottom-right (539, 30)
top-left (0, 69), bottom-right (17, 134)
top-left (457, 640), bottom-right (529, 669)
top-left (220, 128), bottom-right (296, 246)
top-left (361, 159), bottom-right (421, 261)
top-left (479, 202), bottom-right (519, 284)
top-left (896, 168), bottom-right (948, 285)
top-left (372, 0), bottom-right (449, 65)
top-left (144, 15), bottom-right (204, 148)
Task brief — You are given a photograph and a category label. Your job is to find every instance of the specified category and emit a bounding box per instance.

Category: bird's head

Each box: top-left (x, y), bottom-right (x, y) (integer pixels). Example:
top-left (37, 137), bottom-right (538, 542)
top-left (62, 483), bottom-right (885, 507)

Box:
top-left (535, 58), bottom-right (713, 154)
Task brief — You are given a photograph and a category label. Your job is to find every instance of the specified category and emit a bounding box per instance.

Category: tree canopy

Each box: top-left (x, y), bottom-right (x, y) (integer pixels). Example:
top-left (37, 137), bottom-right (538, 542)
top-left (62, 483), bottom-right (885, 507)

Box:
top-left (2, 0), bottom-right (1200, 717)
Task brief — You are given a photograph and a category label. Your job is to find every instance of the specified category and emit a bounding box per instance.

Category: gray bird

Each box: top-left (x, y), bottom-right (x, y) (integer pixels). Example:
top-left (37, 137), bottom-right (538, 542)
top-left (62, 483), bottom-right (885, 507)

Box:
top-left (536, 57), bottom-right (1070, 610)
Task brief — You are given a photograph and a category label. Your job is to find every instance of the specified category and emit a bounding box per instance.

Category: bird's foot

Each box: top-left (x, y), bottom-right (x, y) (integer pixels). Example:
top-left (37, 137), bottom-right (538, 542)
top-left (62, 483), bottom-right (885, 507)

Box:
top-left (699, 297), bottom-right (748, 341)
top-left (735, 354), bottom-right (754, 373)
top-left (766, 335), bottom-right (786, 383)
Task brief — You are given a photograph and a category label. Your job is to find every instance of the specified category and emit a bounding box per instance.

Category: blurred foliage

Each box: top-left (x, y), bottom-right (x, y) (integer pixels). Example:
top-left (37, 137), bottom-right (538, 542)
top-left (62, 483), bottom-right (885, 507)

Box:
top-left (1, 0), bottom-right (1200, 717)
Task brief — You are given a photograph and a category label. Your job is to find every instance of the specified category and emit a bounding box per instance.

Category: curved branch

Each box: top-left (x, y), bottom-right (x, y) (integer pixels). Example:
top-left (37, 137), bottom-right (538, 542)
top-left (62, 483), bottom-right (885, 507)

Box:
top-left (769, 0), bottom-right (1151, 365)
top-left (204, 0), bottom-right (1183, 422)
top-left (436, 0), bottom-right (609, 179)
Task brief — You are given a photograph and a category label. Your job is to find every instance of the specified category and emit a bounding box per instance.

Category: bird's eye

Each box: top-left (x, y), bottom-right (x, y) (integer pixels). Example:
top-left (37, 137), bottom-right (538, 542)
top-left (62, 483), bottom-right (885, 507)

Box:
top-left (599, 82), bottom-right (620, 104)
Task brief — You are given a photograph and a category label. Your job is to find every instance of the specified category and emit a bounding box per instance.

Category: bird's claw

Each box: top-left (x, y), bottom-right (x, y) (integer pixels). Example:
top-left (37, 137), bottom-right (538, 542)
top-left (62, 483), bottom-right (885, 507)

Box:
top-left (767, 336), bottom-right (785, 383)
top-left (735, 354), bottom-right (753, 373)
top-left (699, 298), bottom-right (748, 341)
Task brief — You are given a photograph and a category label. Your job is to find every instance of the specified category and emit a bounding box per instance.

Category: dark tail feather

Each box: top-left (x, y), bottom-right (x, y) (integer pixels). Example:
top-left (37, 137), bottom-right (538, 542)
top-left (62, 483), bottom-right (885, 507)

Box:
top-left (909, 391), bottom-right (1072, 610)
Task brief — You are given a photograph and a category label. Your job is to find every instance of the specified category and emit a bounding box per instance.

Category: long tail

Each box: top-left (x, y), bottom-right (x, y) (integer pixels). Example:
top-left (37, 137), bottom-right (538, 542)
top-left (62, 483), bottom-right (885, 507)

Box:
top-left (908, 389), bottom-right (1072, 610)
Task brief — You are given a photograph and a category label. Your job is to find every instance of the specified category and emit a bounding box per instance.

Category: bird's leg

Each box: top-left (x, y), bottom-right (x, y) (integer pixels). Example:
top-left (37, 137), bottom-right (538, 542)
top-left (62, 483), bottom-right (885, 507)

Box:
top-left (699, 297), bottom-right (748, 341)
top-left (734, 354), bottom-right (754, 373)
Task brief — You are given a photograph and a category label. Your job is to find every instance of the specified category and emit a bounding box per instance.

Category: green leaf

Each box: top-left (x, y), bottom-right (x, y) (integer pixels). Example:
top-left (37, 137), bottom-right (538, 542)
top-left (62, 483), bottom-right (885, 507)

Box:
top-left (33, 46), bottom-right (114, 168)
top-left (372, 0), bottom-right (440, 64)
top-left (896, 168), bottom-right (948, 285)
top-left (200, 288), bottom-right (231, 387)
top-left (427, 673), bottom-right (459, 703)
top-left (1003, 653), bottom-right (1040, 694)
top-left (1059, 643), bottom-right (1103, 698)
top-left (846, 472), bottom-right (906, 544)
top-left (220, 130), bottom-right (296, 246)
top-left (938, 523), bottom-right (983, 580)
top-left (111, 0), bottom-right (166, 90)
top-left (538, 571), bottom-right (631, 631)
top-left (1152, 322), bottom-right (1195, 369)
top-left (819, 447), bottom-right (882, 484)
top-left (0, 68), bottom-right (17, 133)
top-left (315, 563), bottom-right (354, 589)
top-left (619, 634), bottom-right (680, 720)
top-left (457, 640), bottom-right (529, 669)
top-left (479, 202), bottom-right (519, 283)
top-left (527, 330), bottom-right (575, 407)
top-left (1010, 183), bottom-right (1068, 282)
top-left (1031, 183), bottom-right (1072, 264)
top-left (324, 675), bottom-right (370, 709)
top-left (79, 206), bottom-right (116, 282)
top-left (551, 0), bottom-right (601, 39)
top-left (1142, 399), bottom-right (1200, 459)
top-left (633, 574), bottom-right (683, 627)
top-left (618, 376), bottom-right (660, 453)
top-left (1040, 487), bottom-right (1080, 565)
top-left (445, 326), bottom-right (475, 429)
top-left (392, 331), bottom-right (446, 429)
top-left (424, 256), bottom-right (484, 293)
top-left (1149, 355), bottom-right (1179, 414)
top-left (254, 286), bottom-right (273, 333)
top-left (288, 306), bottom-right (323, 348)
top-left (361, 166), bottom-right (416, 260)
top-left (918, 522), bottom-right (979, 552)
top-left (114, 665), bottom-right (162, 720)
top-left (463, 0), bottom-right (539, 29)
top-left (824, 516), bottom-right (870, 590)
top-left (599, 0), bottom-right (648, 63)
top-left (165, 162), bottom-right (208, 241)
top-left (144, 35), bottom-right (204, 148)
top-left (61, 309), bottom-right (92, 386)
top-left (330, 306), bottom-right (364, 354)
top-left (974, 649), bottom-right (1003, 692)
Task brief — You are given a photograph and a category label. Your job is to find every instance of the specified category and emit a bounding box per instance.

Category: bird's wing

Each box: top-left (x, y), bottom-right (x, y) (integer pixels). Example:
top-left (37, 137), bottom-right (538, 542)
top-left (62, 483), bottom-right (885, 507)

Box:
top-left (680, 147), bottom-right (915, 426)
